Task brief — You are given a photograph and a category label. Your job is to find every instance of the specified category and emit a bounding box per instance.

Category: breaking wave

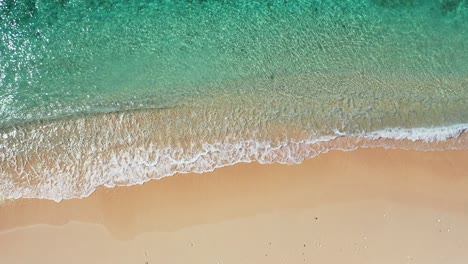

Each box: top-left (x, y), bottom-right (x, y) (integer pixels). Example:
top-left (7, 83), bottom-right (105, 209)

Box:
top-left (0, 112), bottom-right (466, 202)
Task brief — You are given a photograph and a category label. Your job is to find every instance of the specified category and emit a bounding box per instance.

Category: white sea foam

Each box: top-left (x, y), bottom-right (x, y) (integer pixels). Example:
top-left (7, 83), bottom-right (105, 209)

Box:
top-left (360, 124), bottom-right (468, 143)
top-left (0, 124), bottom-right (467, 202)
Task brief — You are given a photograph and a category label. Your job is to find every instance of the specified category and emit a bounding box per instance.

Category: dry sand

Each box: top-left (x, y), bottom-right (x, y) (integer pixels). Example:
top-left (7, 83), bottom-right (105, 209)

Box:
top-left (1, 148), bottom-right (468, 264)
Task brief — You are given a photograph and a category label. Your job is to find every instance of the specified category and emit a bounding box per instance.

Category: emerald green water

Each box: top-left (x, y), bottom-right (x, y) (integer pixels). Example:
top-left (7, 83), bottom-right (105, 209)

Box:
top-left (1, 0), bottom-right (467, 127)
top-left (1, 0), bottom-right (468, 200)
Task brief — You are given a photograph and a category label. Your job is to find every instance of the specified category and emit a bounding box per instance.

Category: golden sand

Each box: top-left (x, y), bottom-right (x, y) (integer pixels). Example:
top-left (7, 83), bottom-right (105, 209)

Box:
top-left (1, 148), bottom-right (468, 263)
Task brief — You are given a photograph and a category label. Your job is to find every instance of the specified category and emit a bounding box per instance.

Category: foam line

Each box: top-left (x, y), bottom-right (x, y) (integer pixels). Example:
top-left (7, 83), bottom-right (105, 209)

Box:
top-left (1, 124), bottom-right (467, 202)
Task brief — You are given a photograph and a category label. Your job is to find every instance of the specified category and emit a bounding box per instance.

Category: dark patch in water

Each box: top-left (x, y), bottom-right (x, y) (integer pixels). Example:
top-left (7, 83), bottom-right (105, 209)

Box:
top-left (440, 0), bottom-right (465, 15)
top-left (1, 0), bottom-right (37, 23)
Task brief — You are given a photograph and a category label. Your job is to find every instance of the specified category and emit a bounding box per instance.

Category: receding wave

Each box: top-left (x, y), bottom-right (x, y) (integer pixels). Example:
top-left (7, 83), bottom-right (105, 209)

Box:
top-left (0, 108), bottom-right (467, 202)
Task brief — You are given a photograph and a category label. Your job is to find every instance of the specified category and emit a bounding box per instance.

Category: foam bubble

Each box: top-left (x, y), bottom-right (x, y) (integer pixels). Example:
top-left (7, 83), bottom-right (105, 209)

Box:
top-left (361, 124), bottom-right (468, 143)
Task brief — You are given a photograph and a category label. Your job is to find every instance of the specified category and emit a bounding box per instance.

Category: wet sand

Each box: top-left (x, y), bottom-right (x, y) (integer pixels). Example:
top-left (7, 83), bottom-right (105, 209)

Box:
top-left (1, 148), bottom-right (468, 263)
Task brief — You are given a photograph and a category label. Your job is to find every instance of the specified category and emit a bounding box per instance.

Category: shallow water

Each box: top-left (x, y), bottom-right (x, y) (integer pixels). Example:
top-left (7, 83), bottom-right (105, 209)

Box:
top-left (1, 0), bottom-right (467, 200)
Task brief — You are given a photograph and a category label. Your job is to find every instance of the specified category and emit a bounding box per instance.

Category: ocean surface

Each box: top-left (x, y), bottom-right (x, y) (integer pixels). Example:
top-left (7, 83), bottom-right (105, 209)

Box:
top-left (1, 0), bottom-right (467, 201)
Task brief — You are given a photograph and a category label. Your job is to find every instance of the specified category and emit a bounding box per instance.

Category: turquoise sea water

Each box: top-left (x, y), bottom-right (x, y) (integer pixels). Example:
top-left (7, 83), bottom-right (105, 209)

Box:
top-left (1, 0), bottom-right (468, 200)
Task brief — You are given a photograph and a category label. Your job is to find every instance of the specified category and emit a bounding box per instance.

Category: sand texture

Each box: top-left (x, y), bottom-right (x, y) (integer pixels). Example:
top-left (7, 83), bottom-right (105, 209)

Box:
top-left (1, 148), bottom-right (468, 264)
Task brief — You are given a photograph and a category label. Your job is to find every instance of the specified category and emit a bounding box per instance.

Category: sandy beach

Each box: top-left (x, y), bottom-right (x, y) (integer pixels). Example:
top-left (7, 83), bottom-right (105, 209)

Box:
top-left (1, 147), bottom-right (468, 264)
top-left (2, 1), bottom-right (467, 263)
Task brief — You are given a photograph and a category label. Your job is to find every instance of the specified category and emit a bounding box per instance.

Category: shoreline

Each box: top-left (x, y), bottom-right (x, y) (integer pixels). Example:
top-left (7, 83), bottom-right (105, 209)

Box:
top-left (2, 127), bottom-right (467, 202)
top-left (1, 148), bottom-right (468, 263)
top-left (1, 70), bottom-right (467, 202)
